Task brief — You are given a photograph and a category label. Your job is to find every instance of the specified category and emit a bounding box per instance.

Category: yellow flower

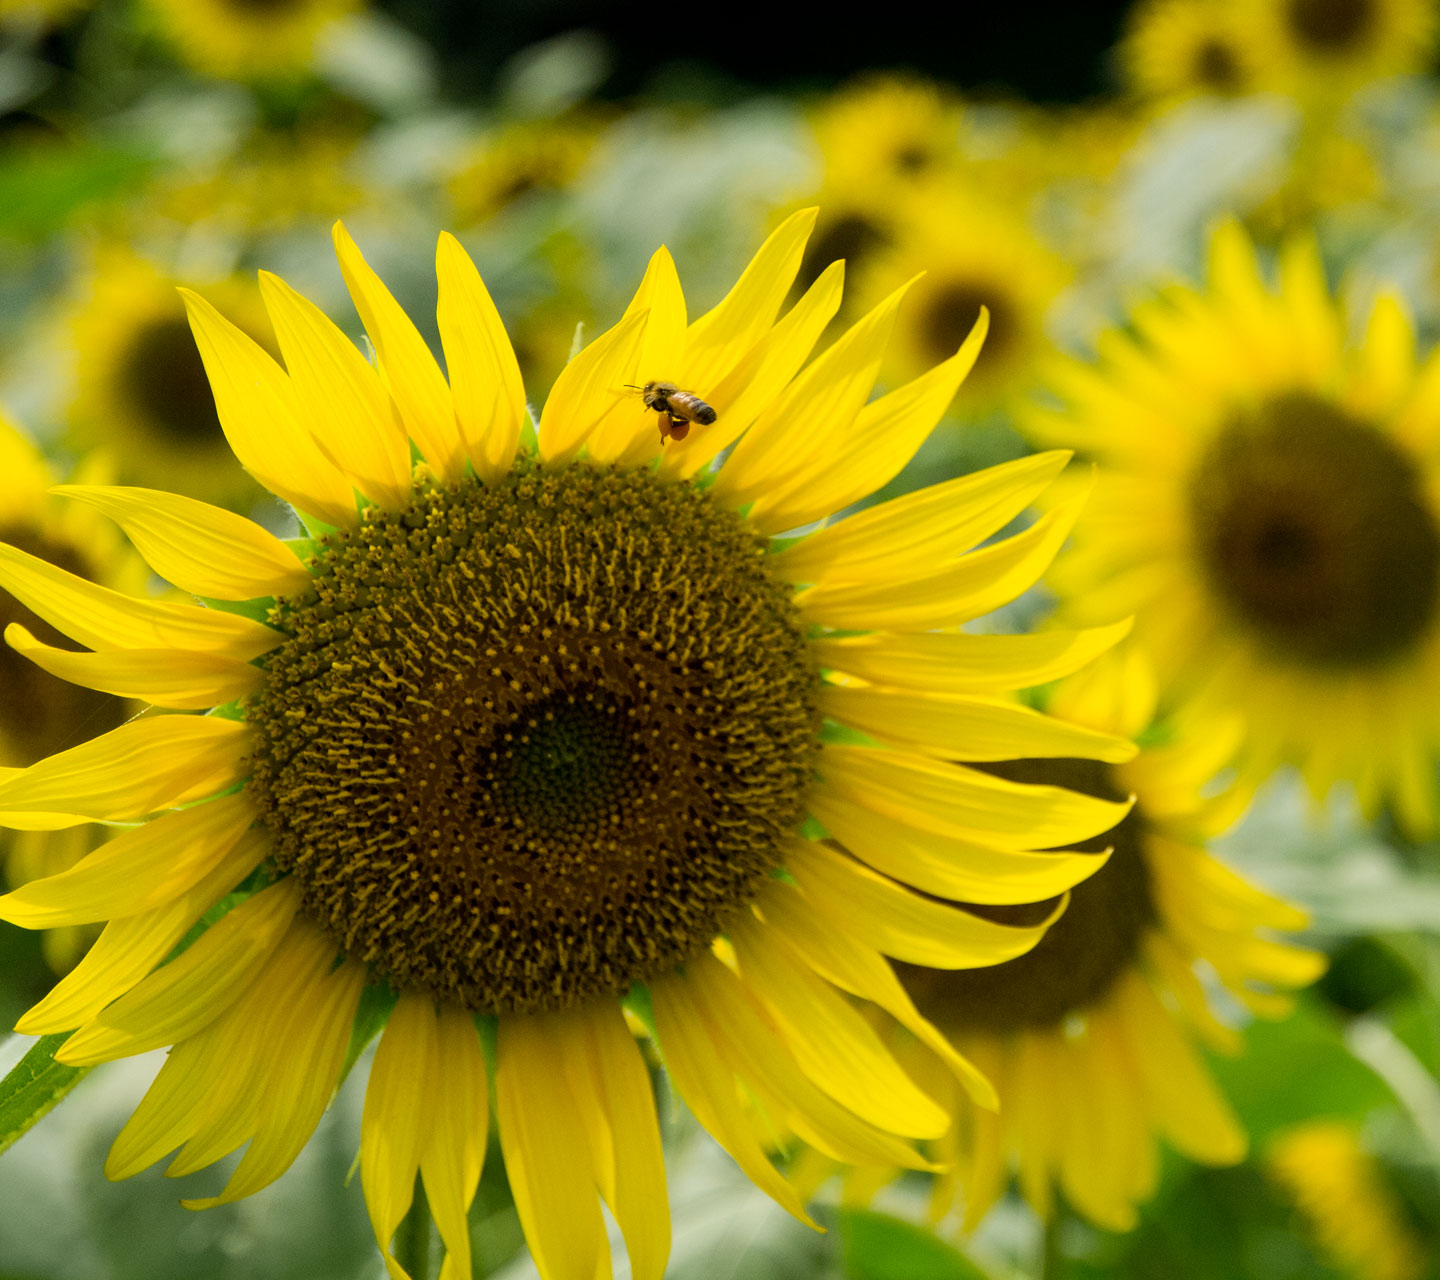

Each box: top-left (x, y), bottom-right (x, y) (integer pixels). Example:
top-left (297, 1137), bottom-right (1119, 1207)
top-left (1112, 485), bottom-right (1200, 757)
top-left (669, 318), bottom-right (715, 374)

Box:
top-left (1120, 0), bottom-right (1274, 101)
top-left (1268, 1120), bottom-right (1425, 1280)
top-left (859, 192), bottom-right (1069, 412)
top-left (138, 0), bottom-right (361, 80)
top-left (1031, 222), bottom-right (1440, 834)
top-left (62, 248), bottom-right (270, 509)
top-left (1257, 0), bottom-right (1437, 93)
top-left (446, 117), bottom-right (601, 227)
top-left (0, 412), bottom-right (147, 969)
top-left (0, 211), bottom-right (1136, 1280)
top-left (804, 653), bottom-right (1324, 1233)
top-left (0, 0), bottom-right (89, 25)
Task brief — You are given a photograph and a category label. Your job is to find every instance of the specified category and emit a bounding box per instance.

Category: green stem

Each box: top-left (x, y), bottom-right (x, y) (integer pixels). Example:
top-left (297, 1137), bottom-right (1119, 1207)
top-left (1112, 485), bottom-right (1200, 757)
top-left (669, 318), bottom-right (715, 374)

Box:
top-left (394, 1173), bottom-right (432, 1280)
top-left (1040, 1211), bottom-right (1063, 1280)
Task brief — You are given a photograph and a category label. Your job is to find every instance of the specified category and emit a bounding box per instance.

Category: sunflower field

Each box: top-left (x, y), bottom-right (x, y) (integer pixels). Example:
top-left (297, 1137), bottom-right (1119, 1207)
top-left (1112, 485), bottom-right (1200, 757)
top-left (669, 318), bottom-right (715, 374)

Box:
top-left (1, 2), bottom-right (1439, 1278)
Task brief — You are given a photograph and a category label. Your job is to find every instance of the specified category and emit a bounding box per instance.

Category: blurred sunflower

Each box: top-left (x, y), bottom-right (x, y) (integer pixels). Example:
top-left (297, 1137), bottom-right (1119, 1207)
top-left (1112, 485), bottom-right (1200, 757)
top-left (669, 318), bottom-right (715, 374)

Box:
top-left (1268, 1120), bottom-right (1425, 1280)
top-left (139, 0), bottom-right (361, 80)
top-left (801, 654), bottom-right (1323, 1233)
top-left (446, 117), bottom-right (600, 227)
top-left (1120, 0), bottom-right (1272, 100)
top-left (0, 212), bottom-right (1137, 1280)
top-left (862, 194), bottom-right (1068, 411)
top-left (813, 75), bottom-right (963, 194)
top-left (1031, 222), bottom-right (1440, 834)
top-left (63, 249), bottom-right (270, 509)
top-left (1259, 0), bottom-right (1436, 90)
top-left (0, 413), bottom-right (145, 969)
top-left (0, 0), bottom-right (89, 26)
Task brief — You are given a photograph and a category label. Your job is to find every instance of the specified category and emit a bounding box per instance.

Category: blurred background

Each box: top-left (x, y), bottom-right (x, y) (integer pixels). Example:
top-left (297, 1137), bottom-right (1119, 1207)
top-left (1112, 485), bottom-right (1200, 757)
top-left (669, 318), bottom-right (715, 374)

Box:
top-left (2, 1), bottom-right (1440, 1277)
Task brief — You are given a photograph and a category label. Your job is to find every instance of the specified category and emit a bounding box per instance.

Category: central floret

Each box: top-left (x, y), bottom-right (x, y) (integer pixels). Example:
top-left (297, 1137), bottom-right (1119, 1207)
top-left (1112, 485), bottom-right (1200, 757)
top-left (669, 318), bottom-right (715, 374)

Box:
top-left (248, 464), bottom-right (819, 1014)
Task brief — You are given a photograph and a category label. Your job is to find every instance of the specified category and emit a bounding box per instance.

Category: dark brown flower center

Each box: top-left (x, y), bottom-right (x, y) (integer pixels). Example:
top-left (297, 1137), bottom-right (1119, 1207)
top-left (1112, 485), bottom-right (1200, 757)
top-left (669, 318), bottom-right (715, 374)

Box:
top-left (248, 464), bottom-right (819, 1015)
top-left (119, 316), bottom-right (228, 449)
top-left (1285, 0), bottom-right (1377, 51)
top-left (0, 529), bottom-right (126, 765)
top-left (796, 213), bottom-right (888, 293)
top-left (1188, 393), bottom-right (1440, 667)
top-left (1194, 37), bottom-right (1244, 90)
top-left (920, 280), bottom-right (1015, 372)
top-left (896, 758), bottom-right (1153, 1032)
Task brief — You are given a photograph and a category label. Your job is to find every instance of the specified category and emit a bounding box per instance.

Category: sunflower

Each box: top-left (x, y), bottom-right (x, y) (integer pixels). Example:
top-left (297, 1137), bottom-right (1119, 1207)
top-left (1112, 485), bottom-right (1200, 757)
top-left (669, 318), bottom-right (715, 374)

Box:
top-left (812, 75), bottom-right (963, 196)
top-left (1119, 0), bottom-right (1273, 101)
top-left (802, 654), bottom-right (1324, 1233)
top-left (0, 412), bottom-right (146, 969)
top-left (1031, 221), bottom-right (1440, 835)
top-left (446, 117), bottom-right (600, 228)
top-left (138, 0), bottom-right (361, 80)
top-left (0, 0), bottom-right (90, 25)
top-left (1268, 1120), bottom-right (1425, 1280)
top-left (0, 211), bottom-right (1138, 1280)
top-left (1257, 0), bottom-right (1437, 92)
top-left (860, 193), bottom-right (1069, 412)
top-left (62, 248), bottom-right (269, 509)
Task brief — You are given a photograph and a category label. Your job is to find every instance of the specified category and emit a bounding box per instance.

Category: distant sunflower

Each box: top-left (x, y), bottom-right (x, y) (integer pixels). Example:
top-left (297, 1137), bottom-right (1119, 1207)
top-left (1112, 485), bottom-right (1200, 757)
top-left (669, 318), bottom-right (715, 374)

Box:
top-left (1120, 0), bottom-right (1272, 100)
top-left (446, 117), bottom-right (600, 227)
top-left (1268, 1120), bottom-right (1425, 1280)
top-left (0, 211), bottom-right (1136, 1280)
top-left (805, 657), bottom-right (1323, 1232)
top-left (63, 249), bottom-right (269, 509)
top-left (813, 75), bottom-right (963, 195)
top-left (862, 195), bottom-right (1068, 411)
top-left (0, 0), bottom-right (90, 25)
top-left (0, 413), bottom-right (145, 968)
top-left (139, 0), bottom-right (360, 80)
top-left (1258, 0), bottom-right (1436, 89)
top-left (1031, 222), bottom-right (1440, 834)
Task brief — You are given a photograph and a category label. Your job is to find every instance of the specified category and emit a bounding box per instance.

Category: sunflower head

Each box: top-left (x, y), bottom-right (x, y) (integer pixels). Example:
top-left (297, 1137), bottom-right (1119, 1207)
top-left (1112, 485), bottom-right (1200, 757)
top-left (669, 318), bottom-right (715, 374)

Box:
top-left (138, 0), bottom-right (361, 79)
top-left (1120, 0), bottom-right (1273, 100)
top-left (61, 248), bottom-right (271, 508)
top-left (1030, 220), bottom-right (1440, 834)
top-left (1259, 0), bottom-right (1437, 90)
top-left (0, 211), bottom-right (1146, 1280)
top-left (447, 117), bottom-right (600, 227)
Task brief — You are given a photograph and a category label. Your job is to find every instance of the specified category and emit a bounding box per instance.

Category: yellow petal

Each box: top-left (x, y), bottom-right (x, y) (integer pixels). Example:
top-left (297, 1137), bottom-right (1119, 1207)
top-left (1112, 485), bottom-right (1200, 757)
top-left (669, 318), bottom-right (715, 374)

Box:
top-left (796, 494), bottom-right (1084, 630)
top-left (786, 837), bottom-right (1064, 969)
top-left (819, 685), bottom-right (1136, 763)
top-left (812, 621), bottom-right (1133, 695)
top-left (0, 541), bottom-right (281, 659)
top-left (420, 1005), bottom-right (489, 1280)
top-left (729, 914), bottom-right (949, 1139)
top-left (6, 624), bottom-right (264, 711)
top-left (712, 277), bottom-right (915, 515)
top-left (682, 207), bottom-right (818, 391)
top-left (495, 1012), bottom-right (607, 1280)
top-left (584, 246), bottom-right (690, 467)
top-left (52, 485), bottom-right (312, 601)
top-left (749, 310), bottom-right (988, 533)
top-left (361, 991), bottom-right (439, 1279)
top-left (0, 790), bottom-right (255, 926)
top-left (185, 943), bottom-right (364, 1207)
top-left (775, 450), bottom-right (1070, 585)
top-left (649, 972), bottom-right (819, 1228)
top-left (334, 222), bottom-right (465, 486)
top-left (181, 288), bottom-right (359, 529)
top-left (538, 307), bottom-right (649, 465)
top-left (435, 232), bottom-right (527, 482)
top-left (752, 880), bottom-right (997, 1109)
top-left (0, 715), bottom-right (252, 822)
top-left (807, 781), bottom-right (1109, 905)
top-left (57, 878), bottom-right (300, 1064)
top-left (663, 261), bottom-right (845, 481)
top-left (819, 744), bottom-right (1132, 849)
top-left (683, 951), bottom-right (932, 1173)
top-left (16, 828), bottom-right (268, 1034)
top-left (259, 270), bottom-right (412, 510)
top-left (575, 1001), bottom-right (669, 1280)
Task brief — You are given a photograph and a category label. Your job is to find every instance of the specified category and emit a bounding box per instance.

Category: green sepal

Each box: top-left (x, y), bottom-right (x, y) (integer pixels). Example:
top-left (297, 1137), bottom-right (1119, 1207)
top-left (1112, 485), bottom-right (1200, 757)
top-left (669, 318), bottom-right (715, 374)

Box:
top-left (0, 1034), bottom-right (91, 1157)
top-left (340, 984), bottom-right (398, 1083)
top-left (839, 1208), bottom-right (993, 1280)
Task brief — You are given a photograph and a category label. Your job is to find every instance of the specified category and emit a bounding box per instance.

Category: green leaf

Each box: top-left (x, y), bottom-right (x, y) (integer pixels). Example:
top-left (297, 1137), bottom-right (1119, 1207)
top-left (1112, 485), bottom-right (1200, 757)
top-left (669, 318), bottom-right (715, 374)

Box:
top-left (0, 1034), bottom-right (90, 1157)
top-left (840, 1209), bottom-right (992, 1280)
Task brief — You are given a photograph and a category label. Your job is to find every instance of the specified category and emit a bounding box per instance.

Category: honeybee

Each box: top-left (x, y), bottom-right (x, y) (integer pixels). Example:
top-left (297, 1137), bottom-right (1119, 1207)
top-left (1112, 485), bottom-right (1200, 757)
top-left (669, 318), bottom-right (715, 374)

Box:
top-left (627, 381), bottom-right (717, 444)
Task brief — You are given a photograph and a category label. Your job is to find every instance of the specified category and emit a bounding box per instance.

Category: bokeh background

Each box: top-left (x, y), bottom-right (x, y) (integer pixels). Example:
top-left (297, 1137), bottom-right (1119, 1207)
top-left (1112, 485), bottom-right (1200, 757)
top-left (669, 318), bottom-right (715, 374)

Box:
top-left (2, 1), bottom-right (1440, 1277)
